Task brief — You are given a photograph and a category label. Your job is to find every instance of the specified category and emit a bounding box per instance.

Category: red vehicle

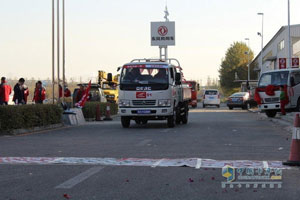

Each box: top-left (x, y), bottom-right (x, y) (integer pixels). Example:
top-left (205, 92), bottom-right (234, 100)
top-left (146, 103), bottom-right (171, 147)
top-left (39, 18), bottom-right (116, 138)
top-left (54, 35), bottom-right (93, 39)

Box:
top-left (186, 81), bottom-right (199, 108)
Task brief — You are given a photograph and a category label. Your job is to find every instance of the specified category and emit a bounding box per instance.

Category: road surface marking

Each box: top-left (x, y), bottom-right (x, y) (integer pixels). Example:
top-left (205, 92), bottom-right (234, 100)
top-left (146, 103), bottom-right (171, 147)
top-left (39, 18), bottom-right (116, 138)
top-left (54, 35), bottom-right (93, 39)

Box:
top-left (263, 161), bottom-right (269, 169)
top-left (151, 159), bottom-right (164, 168)
top-left (0, 157), bottom-right (292, 169)
top-left (136, 139), bottom-right (152, 147)
top-left (55, 166), bottom-right (104, 189)
top-left (195, 158), bottom-right (202, 169)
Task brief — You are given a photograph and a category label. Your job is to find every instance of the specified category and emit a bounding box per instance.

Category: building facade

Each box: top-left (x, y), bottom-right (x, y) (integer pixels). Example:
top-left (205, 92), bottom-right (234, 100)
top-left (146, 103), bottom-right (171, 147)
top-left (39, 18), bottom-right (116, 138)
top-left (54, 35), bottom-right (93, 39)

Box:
top-left (253, 24), bottom-right (300, 75)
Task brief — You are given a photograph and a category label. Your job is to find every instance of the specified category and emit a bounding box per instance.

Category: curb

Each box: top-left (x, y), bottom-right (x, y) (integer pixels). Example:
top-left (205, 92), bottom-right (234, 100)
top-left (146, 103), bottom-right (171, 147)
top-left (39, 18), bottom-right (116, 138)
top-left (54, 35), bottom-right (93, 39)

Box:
top-left (0, 123), bottom-right (65, 136)
top-left (250, 110), bottom-right (293, 132)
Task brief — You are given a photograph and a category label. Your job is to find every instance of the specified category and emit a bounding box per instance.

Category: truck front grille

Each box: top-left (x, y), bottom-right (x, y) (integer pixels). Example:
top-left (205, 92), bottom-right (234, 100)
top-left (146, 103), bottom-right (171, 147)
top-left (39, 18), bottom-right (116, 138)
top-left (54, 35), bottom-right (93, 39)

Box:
top-left (264, 97), bottom-right (280, 103)
top-left (132, 100), bottom-right (156, 106)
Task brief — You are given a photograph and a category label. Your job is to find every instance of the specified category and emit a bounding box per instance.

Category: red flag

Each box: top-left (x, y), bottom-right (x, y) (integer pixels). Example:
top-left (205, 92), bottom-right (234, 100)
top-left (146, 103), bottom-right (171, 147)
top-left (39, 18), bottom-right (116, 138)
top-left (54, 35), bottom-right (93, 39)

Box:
top-left (75, 80), bottom-right (91, 108)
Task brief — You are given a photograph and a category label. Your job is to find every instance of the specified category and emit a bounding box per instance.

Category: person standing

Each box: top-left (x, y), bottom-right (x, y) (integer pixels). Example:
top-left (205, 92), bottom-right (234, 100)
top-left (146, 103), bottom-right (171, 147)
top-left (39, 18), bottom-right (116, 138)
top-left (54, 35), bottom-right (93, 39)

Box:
top-left (76, 85), bottom-right (85, 103)
top-left (0, 77), bottom-right (12, 105)
top-left (33, 81), bottom-right (46, 104)
top-left (59, 84), bottom-right (71, 98)
top-left (280, 85), bottom-right (289, 115)
top-left (23, 85), bottom-right (29, 104)
top-left (13, 78), bottom-right (26, 105)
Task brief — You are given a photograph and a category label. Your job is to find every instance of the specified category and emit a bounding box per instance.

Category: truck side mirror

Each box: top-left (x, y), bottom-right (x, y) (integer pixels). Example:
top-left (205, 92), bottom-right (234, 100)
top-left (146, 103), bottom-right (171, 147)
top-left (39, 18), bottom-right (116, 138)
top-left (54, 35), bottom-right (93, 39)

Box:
top-left (117, 67), bottom-right (121, 72)
top-left (107, 73), bottom-right (113, 82)
top-left (197, 83), bottom-right (200, 91)
top-left (175, 73), bottom-right (181, 85)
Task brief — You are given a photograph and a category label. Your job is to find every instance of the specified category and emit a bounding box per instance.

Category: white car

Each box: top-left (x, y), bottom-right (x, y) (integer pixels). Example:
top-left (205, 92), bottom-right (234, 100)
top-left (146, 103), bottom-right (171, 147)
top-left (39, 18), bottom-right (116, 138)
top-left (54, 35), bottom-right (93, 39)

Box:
top-left (203, 89), bottom-right (221, 108)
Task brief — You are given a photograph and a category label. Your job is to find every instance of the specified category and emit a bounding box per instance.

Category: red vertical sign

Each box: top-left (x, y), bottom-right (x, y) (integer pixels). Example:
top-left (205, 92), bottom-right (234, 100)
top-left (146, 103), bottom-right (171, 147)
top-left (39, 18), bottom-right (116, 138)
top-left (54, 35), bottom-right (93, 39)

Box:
top-left (279, 58), bottom-right (287, 69)
top-left (292, 58), bottom-right (299, 68)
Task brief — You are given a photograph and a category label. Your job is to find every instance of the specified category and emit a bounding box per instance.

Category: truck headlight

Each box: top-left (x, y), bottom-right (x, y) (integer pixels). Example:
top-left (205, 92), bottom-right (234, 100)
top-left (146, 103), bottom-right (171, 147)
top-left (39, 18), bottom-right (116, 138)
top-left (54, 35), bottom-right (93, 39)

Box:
top-left (119, 99), bottom-right (130, 107)
top-left (158, 99), bottom-right (171, 107)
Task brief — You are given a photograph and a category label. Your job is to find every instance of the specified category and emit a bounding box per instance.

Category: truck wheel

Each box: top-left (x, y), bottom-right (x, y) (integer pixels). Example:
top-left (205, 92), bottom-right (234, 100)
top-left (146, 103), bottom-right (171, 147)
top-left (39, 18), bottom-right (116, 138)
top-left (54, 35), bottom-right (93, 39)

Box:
top-left (265, 110), bottom-right (277, 118)
top-left (182, 104), bottom-right (189, 124)
top-left (167, 110), bottom-right (176, 128)
top-left (296, 98), bottom-right (300, 112)
top-left (228, 106), bottom-right (233, 110)
top-left (121, 117), bottom-right (130, 128)
top-left (175, 107), bottom-right (181, 124)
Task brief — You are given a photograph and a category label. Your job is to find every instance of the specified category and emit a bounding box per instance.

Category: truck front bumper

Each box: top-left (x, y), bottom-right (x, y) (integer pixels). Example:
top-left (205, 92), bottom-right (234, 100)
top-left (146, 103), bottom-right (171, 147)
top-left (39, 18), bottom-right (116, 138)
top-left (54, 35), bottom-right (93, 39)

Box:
top-left (258, 103), bottom-right (291, 110)
top-left (119, 107), bottom-right (173, 117)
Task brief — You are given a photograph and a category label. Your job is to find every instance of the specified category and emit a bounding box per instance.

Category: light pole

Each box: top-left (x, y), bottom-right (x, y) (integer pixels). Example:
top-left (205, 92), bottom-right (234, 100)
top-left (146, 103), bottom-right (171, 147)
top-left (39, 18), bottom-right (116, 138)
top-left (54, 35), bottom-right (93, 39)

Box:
top-left (245, 38), bottom-right (250, 82)
top-left (62, 0), bottom-right (65, 100)
top-left (52, 0), bottom-right (55, 104)
top-left (257, 12), bottom-right (264, 72)
top-left (288, 0), bottom-right (292, 68)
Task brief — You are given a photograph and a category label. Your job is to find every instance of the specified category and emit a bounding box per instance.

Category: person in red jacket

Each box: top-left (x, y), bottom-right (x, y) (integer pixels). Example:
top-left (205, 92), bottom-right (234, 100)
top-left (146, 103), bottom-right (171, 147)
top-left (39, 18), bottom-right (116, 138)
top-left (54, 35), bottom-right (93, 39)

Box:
top-left (23, 85), bottom-right (29, 104)
top-left (76, 85), bottom-right (85, 103)
top-left (59, 84), bottom-right (71, 98)
top-left (33, 81), bottom-right (46, 104)
top-left (0, 77), bottom-right (12, 105)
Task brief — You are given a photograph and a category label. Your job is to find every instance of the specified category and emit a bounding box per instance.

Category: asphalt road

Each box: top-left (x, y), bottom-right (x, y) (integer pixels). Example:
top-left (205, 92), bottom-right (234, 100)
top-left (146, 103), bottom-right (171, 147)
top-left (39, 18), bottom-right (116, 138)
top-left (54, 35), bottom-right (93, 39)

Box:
top-left (0, 104), bottom-right (300, 200)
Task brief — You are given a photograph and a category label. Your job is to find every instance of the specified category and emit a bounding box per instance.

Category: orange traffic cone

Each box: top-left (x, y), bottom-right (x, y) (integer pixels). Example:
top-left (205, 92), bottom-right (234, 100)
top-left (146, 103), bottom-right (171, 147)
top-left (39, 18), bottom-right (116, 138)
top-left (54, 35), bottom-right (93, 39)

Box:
top-left (96, 104), bottom-right (102, 121)
top-left (104, 103), bottom-right (113, 121)
top-left (283, 113), bottom-right (300, 166)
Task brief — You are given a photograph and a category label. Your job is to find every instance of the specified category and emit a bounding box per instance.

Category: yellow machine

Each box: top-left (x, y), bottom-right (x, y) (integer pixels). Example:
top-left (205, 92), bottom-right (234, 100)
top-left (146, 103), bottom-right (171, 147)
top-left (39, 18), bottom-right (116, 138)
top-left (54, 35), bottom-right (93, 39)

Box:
top-left (98, 71), bottom-right (119, 103)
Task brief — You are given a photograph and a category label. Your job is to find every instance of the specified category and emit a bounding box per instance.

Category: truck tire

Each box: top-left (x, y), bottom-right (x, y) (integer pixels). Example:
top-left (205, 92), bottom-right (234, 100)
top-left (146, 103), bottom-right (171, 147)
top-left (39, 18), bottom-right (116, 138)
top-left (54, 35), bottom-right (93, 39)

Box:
top-left (182, 103), bottom-right (189, 124)
top-left (228, 106), bottom-right (233, 110)
top-left (176, 107), bottom-right (181, 124)
top-left (296, 98), bottom-right (300, 112)
top-left (265, 110), bottom-right (277, 118)
top-left (121, 117), bottom-right (130, 128)
top-left (167, 110), bottom-right (176, 128)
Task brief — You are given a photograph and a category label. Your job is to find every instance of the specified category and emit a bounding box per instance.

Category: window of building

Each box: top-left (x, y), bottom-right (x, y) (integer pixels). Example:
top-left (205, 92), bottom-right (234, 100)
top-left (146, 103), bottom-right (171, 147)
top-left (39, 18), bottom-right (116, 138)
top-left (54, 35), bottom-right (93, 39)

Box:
top-left (278, 40), bottom-right (285, 51)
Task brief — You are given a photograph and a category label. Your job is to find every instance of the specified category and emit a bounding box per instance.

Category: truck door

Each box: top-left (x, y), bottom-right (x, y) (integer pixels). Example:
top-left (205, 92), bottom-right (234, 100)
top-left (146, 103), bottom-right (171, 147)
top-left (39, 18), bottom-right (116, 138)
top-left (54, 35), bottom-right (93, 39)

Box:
top-left (290, 71), bottom-right (300, 106)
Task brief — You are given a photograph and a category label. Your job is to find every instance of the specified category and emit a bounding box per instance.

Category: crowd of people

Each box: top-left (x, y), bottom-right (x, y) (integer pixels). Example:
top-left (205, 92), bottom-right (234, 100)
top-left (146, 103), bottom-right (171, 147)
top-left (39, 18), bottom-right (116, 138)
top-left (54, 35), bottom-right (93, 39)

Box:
top-left (0, 76), bottom-right (86, 106)
top-left (0, 77), bottom-right (47, 105)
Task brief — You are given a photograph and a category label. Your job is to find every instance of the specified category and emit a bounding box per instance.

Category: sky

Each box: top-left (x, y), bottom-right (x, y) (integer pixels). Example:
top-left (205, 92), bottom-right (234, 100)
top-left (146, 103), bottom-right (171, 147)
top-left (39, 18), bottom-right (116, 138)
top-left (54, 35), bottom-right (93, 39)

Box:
top-left (1, 0), bottom-right (300, 84)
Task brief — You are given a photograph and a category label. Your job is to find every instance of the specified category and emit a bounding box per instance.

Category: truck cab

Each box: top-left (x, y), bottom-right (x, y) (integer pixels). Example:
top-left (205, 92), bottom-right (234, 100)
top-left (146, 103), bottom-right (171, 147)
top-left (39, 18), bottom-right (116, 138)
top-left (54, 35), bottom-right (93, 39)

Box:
top-left (257, 68), bottom-right (300, 117)
top-left (118, 58), bottom-right (191, 128)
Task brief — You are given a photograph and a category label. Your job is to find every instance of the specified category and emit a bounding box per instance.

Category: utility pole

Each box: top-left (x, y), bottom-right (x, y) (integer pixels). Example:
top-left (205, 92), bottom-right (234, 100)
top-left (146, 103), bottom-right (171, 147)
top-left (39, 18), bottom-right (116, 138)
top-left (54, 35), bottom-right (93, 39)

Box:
top-left (245, 38), bottom-right (250, 82)
top-left (57, 0), bottom-right (60, 102)
top-left (257, 13), bottom-right (264, 73)
top-left (62, 0), bottom-right (65, 100)
top-left (288, 0), bottom-right (292, 68)
top-left (52, 0), bottom-right (55, 104)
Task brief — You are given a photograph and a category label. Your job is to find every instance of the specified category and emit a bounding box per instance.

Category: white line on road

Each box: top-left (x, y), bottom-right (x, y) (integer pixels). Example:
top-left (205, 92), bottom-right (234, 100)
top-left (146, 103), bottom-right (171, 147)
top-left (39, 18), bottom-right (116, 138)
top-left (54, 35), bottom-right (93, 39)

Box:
top-left (151, 159), bottom-right (164, 168)
top-left (263, 161), bottom-right (269, 169)
top-left (136, 139), bottom-right (152, 147)
top-left (195, 158), bottom-right (202, 169)
top-left (55, 166), bottom-right (104, 189)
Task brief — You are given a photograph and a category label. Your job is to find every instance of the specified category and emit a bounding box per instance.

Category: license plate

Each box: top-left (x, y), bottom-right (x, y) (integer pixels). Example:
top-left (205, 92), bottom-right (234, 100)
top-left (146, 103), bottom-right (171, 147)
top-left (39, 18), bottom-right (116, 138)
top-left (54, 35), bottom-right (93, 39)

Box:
top-left (137, 110), bottom-right (151, 114)
top-left (232, 98), bottom-right (238, 102)
top-left (209, 97), bottom-right (215, 99)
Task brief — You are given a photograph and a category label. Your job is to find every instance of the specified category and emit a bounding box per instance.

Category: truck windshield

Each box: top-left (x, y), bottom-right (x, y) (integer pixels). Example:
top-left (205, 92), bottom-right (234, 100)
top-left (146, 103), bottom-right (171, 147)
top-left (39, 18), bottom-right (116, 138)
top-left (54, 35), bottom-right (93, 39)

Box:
top-left (258, 71), bottom-right (289, 87)
top-left (120, 65), bottom-right (169, 90)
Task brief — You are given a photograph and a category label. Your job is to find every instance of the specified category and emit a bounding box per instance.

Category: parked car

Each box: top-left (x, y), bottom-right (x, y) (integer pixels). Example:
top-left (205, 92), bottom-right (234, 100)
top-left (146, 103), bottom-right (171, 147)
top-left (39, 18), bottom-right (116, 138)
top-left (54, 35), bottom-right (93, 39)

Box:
top-left (203, 89), bottom-right (220, 108)
top-left (227, 92), bottom-right (250, 110)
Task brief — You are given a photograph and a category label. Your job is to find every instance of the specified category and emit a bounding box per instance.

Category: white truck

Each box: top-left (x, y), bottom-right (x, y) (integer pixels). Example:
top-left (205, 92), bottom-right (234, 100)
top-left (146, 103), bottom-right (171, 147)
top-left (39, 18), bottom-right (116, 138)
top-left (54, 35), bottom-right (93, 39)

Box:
top-left (118, 58), bottom-right (191, 128)
top-left (257, 68), bottom-right (300, 117)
